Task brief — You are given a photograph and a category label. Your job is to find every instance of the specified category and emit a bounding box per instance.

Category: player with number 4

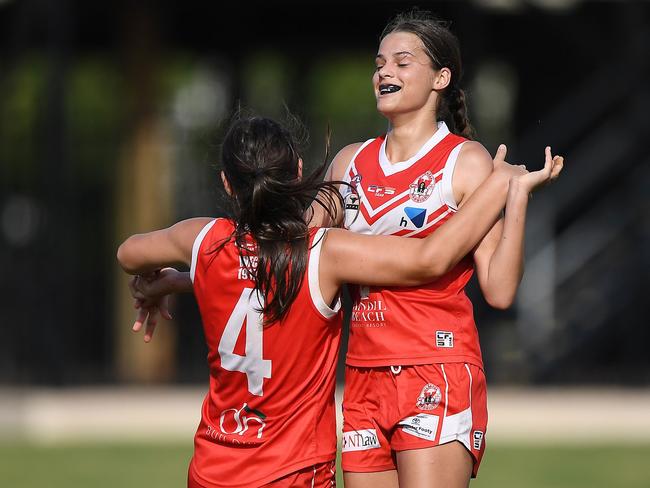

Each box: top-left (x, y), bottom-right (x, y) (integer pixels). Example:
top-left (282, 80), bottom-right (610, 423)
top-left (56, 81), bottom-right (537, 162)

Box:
top-left (117, 115), bottom-right (562, 487)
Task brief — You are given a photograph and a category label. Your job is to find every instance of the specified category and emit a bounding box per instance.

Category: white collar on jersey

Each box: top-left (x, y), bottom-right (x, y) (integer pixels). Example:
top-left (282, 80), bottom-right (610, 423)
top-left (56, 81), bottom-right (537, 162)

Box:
top-left (378, 121), bottom-right (450, 177)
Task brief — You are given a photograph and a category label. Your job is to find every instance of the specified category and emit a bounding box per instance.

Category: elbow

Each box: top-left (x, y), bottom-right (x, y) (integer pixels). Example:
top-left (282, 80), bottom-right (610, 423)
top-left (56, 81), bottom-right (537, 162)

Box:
top-left (415, 254), bottom-right (450, 283)
top-left (116, 240), bottom-right (138, 274)
top-left (484, 291), bottom-right (516, 310)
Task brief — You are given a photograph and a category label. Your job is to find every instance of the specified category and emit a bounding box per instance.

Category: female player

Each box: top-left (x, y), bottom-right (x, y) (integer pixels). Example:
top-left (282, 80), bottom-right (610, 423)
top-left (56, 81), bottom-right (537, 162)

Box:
top-left (117, 114), bottom-right (560, 487)
top-left (308, 10), bottom-right (565, 488)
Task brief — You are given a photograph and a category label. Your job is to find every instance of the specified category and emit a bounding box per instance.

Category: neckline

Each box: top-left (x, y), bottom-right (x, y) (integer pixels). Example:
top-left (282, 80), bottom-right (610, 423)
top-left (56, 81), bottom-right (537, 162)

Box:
top-left (378, 121), bottom-right (449, 177)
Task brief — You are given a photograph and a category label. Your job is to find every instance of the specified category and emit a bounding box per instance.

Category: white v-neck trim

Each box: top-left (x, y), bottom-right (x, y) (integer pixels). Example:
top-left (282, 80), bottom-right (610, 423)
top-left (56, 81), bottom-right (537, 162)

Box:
top-left (379, 121), bottom-right (450, 176)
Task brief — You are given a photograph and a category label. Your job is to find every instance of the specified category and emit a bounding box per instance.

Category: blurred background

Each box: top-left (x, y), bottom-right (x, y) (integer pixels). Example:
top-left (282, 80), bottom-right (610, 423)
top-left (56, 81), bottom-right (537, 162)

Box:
top-left (1, 0), bottom-right (649, 486)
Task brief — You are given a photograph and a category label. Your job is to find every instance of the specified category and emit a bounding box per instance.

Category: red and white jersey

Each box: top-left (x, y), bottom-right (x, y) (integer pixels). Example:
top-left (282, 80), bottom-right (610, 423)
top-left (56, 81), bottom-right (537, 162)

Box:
top-left (189, 219), bottom-right (342, 487)
top-left (341, 122), bottom-right (483, 368)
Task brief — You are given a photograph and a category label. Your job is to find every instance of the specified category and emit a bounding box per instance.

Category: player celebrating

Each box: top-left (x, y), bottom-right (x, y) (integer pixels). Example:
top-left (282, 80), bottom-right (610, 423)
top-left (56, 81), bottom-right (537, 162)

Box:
top-left (309, 10), bottom-right (563, 488)
top-left (118, 114), bottom-right (561, 487)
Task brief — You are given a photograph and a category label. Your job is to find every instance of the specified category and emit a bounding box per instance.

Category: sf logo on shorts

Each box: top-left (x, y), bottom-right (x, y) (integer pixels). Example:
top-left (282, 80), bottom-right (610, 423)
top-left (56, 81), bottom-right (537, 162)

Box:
top-left (416, 383), bottom-right (441, 411)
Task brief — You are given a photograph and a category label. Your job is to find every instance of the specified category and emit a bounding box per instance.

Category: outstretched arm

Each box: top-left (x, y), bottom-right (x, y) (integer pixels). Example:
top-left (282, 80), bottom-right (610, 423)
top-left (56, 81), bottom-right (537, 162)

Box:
top-left (117, 217), bottom-right (210, 342)
top-left (116, 217), bottom-right (212, 274)
top-left (319, 145), bottom-right (547, 301)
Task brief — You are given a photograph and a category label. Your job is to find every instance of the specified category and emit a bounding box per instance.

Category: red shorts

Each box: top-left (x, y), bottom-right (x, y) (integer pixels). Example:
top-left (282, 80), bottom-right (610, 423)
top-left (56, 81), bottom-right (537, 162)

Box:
top-left (341, 363), bottom-right (487, 477)
top-left (188, 460), bottom-right (336, 487)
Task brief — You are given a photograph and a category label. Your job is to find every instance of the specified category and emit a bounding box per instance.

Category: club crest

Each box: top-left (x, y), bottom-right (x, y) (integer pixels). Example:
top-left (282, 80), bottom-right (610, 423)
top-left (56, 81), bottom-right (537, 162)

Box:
top-left (409, 171), bottom-right (435, 203)
top-left (416, 383), bottom-right (441, 411)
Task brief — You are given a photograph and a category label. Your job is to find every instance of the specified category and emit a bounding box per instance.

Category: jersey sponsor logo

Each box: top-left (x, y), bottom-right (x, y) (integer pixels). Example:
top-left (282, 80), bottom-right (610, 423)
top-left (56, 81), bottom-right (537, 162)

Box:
top-left (345, 193), bottom-right (360, 210)
top-left (435, 330), bottom-right (454, 348)
top-left (409, 171), bottom-right (435, 203)
top-left (367, 185), bottom-right (396, 197)
top-left (403, 207), bottom-right (427, 228)
top-left (351, 296), bottom-right (388, 327)
top-left (204, 402), bottom-right (266, 445)
top-left (341, 429), bottom-right (381, 452)
top-left (237, 252), bottom-right (258, 280)
top-left (473, 430), bottom-right (484, 450)
top-left (398, 414), bottom-right (439, 441)
top-left (416, 383), bottom-right (442, 411)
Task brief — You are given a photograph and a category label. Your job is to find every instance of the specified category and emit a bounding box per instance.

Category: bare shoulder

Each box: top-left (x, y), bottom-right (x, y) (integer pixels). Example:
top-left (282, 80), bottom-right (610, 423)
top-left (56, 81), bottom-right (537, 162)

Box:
top-left (169, 217), bottom-right (215, 250)
top-left (170, 217), bottom-right (215, 235)
top-left (327, 142), bottom-right (365, 181)
top-left (454, 141), bottom-right (494, 203)
top-left (457, 141), bottom-right (493, 174)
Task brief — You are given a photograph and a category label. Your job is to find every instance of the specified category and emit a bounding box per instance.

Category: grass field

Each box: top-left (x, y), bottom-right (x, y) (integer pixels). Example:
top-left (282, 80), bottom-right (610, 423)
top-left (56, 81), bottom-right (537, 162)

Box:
top-left (1, 443), bottom-right (649, 487)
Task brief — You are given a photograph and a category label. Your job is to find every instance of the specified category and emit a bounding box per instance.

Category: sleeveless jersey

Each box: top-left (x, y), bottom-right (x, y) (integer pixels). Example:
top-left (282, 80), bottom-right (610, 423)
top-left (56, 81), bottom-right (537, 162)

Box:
top-left (189, 219), bottom-right (342, 487)
top-left (341, 122), bottom-right (483, 368)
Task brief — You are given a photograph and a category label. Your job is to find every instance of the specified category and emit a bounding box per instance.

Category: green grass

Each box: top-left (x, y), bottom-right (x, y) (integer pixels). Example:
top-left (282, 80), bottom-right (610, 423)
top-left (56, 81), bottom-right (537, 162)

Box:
top-left (474, 445), bottom-right (650, 488)
top-left (1, 443), bottom-right (649, 487)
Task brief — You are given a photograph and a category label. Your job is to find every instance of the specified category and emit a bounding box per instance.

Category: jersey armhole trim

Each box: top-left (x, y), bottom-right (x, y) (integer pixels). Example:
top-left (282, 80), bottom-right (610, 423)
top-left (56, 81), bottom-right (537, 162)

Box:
top-left (190, 219), bottom-right (217, 283)
top-left (343, 138), bottom-right (376, 178)
top-left (308, 228), bottom-right (341, 319)
top-left (440, 141), bottom-right (466, 212)
top-left (350, 139), bottom-right (376, 165)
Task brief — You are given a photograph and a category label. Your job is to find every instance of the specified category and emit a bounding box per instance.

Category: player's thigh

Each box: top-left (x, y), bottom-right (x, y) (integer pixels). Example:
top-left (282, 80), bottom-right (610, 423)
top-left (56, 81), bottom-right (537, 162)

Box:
top-left (396, 441), bottom-right (473, 488)
top-left (344, 470), bottom-right (399, 488)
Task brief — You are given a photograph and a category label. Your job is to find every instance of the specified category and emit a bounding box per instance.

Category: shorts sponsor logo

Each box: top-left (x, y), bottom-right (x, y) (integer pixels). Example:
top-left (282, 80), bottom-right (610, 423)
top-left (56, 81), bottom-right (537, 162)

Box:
top-left (416, 383), bottom-right (442, 411)
top-left (435, 330), bottom-right (454, 348)
top-left (399, 414), bottom-right (439, 441)
top-left (341, 429), bottom-right (381, 452)
top-left (409, 171), bottom-right (435, 203)
top-left (473, 430), bottom-right (484, 450)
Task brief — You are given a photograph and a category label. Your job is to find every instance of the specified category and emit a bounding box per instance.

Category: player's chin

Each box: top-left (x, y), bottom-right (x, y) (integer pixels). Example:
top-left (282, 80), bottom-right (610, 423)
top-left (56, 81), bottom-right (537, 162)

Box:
top-left (376, 96), bottom-right (402, 114)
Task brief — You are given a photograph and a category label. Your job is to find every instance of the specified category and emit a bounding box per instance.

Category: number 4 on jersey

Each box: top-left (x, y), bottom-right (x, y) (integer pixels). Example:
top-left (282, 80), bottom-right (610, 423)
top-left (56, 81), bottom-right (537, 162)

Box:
top-left (218, 288), bottom-right (272, 396)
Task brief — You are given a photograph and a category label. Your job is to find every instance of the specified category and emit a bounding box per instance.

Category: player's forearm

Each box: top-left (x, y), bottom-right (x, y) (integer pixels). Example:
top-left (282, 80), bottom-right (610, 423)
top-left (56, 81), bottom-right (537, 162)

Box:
top-left (482, 183), bottom-right (529, 308)
top-left (420, 170), bottom-right (510, 278)
top-left (140, 269), bottom-right (193, 298)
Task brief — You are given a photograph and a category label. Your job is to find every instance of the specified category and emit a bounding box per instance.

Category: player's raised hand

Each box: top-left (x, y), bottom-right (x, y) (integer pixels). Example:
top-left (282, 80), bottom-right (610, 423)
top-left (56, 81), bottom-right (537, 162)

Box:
top-left (491, 144), bottom-right (528, 180)
top-left (515, 146), bottom-right (564, 193)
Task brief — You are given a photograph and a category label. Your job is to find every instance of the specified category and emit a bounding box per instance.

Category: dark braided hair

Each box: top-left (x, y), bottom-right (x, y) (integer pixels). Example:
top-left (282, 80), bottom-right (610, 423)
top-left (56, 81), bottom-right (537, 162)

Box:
top-left (381, 9), bottom-right (475, 140)
top-left (209, 112), bottom-right (345, 325)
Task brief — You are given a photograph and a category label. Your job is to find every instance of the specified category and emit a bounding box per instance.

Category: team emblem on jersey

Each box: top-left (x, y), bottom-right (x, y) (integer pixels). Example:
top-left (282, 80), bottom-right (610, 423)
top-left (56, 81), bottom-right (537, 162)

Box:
top-left (416, 383), bottom-right (442, 411)
top-left (409, 171), bottom-right (435, 203)
top-left (367, 185), bottom-right (396, 197)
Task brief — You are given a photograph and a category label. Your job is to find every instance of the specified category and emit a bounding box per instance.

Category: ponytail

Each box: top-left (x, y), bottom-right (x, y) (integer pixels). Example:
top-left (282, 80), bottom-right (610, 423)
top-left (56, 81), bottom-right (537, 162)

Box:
top-left (210, 114), bottom-right (345, 325)
top-left (442, 86), bottom-right (475, 140)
